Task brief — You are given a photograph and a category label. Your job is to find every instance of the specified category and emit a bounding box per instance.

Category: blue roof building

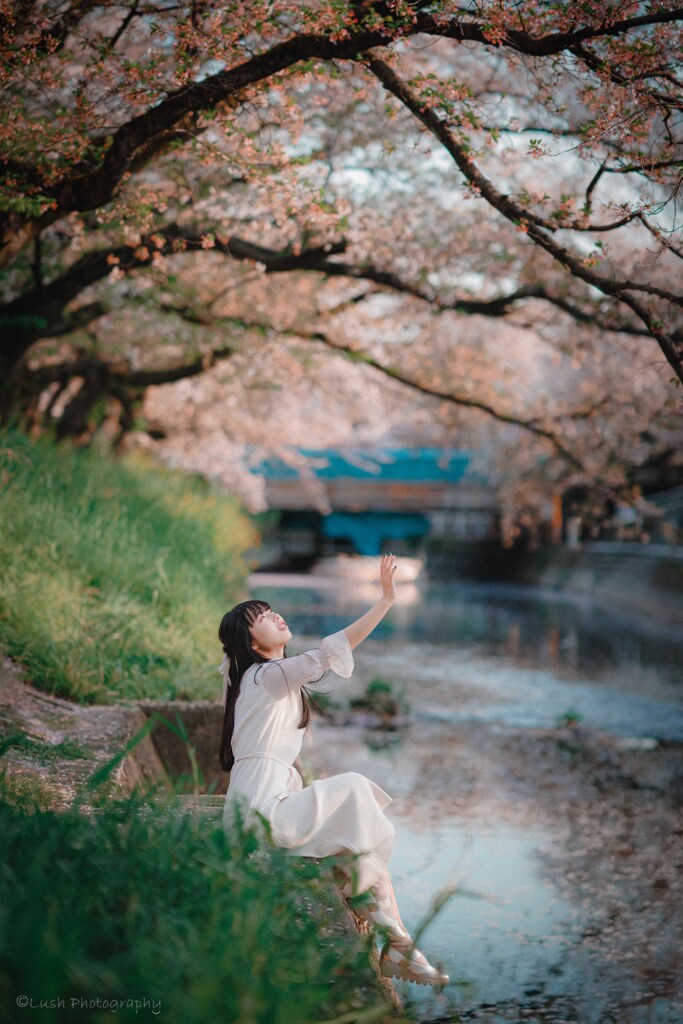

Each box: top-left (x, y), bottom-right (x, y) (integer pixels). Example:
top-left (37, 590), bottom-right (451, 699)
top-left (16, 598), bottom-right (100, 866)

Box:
top-left (249, 446), bottom-right (496, 556)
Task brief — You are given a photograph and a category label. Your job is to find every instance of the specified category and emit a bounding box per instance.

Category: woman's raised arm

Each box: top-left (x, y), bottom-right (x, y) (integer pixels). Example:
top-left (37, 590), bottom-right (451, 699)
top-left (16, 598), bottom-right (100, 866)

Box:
top-left (253, 630), bottom-right (353, 700)
top-left (342, 553), bottom-right (397, 650)
top-left (252, 555), bottom-right (397, 700)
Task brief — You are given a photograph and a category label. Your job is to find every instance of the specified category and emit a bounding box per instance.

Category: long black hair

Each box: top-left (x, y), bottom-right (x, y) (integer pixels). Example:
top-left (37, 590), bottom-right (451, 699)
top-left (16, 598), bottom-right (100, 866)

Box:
top-left (218, 600), bottom-right (328, 772)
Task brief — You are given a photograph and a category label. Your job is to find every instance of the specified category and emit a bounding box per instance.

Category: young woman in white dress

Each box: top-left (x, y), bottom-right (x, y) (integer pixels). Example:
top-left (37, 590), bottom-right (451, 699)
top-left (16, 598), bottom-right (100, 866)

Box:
top-left (218, 553), bottom-right (448, 986)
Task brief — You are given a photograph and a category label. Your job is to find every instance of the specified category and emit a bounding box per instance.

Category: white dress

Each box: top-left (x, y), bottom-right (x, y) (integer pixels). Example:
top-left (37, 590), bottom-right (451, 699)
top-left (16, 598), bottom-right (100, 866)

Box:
top-left (223, 629), bottom-right (396, 896)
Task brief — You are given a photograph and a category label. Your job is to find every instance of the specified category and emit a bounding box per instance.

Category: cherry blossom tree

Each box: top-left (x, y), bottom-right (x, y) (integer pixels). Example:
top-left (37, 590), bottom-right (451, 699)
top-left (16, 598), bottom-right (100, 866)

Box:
top-left (1, 0), bottom-right (681, 513)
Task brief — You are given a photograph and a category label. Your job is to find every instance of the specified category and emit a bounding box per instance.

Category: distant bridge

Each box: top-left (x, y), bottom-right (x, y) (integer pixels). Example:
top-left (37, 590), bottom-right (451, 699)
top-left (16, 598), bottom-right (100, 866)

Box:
top-left (251, 447), bottom-right (497, 557)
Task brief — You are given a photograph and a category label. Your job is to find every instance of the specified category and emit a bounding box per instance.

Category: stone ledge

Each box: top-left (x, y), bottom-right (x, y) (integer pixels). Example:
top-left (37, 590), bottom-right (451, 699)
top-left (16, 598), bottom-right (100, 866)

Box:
top-left (126, 698), bottom-right (228, 794)
top-left (0, 657), bottom-right (172, 809)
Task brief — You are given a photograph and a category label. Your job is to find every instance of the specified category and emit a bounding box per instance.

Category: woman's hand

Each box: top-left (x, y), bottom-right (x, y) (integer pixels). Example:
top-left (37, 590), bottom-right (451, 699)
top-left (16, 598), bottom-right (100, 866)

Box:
top-left (380, 552), bottom-right (398, 604)
top-left (342, 554), bottom-right (398, 649)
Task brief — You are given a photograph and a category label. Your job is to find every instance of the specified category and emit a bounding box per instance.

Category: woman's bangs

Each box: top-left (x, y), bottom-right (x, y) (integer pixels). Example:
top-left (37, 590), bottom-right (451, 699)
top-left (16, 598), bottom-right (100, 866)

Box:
top-left (243, 600), bottom-right (271, 625)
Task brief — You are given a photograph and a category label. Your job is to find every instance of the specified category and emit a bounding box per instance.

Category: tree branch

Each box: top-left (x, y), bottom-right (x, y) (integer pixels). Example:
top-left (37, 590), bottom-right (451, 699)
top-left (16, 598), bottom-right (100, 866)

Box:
top-left (412, 7), bottom-right (683, 56)
top-left (23, 345), bottom-right (236, 391)
top-left (5, 223), bottom-right (670, 385)
top-left (299, 327), bottom-right (586, 470)
top-left (173, 307), bottom-right (587, 469)
top-left (366, 56), bottom-right (683, 383)
top-left (0, 28), bottom-right (398, 264)
top-left (4, 7), bottom-right (683, 266)
top-left (13, 0), bottom-right (100, 51)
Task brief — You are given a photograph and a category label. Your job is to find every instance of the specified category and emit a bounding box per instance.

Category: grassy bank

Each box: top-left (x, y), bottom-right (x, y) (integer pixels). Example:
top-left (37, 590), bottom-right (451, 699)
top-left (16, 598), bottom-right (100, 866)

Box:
top-left (0, 429), bottom-right (257, 703)
top-left (0, 433), bottom-right (402, 1024)
top-left (0, 775), bottom-right (392, 1024)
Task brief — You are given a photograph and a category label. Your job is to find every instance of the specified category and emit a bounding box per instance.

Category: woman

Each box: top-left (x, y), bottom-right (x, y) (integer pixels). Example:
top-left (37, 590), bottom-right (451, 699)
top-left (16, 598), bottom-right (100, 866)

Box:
top-left (218, 553), bottom-right (448, 986)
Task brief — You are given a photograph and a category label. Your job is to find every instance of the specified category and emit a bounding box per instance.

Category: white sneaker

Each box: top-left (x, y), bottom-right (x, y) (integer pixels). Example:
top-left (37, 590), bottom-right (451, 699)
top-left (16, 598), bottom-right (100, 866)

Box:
top-left (380, 943), bottom-right (449, 987)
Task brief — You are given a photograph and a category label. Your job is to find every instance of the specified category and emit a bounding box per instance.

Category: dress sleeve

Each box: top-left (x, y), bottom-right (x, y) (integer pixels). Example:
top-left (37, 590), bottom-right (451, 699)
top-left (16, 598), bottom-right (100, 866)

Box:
top-left (253, 629), bottom-right (354, 702)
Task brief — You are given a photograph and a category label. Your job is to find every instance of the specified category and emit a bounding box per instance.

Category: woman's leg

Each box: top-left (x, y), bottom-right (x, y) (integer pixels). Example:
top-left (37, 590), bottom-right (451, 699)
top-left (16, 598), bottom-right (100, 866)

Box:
top-left (374, 864), bottom-right (408, 935)
top-left (373, 867), bottom-right (445, 976)
top-left (337, 860), bottom-right (411, 941)
top-left (335, 858), bottom-right (448, 983)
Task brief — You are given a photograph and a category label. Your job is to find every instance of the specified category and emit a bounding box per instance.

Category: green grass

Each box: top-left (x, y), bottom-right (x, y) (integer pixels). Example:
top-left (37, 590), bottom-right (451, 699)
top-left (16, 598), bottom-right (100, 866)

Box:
top-left (0, 732), bottom-right (92, 764)
top-left (0, 429), bottom-right (257, 703)
top-left (0, 432), bottom-right (427, 1024)
top-left (0, 773), bottom-right (394, 1024)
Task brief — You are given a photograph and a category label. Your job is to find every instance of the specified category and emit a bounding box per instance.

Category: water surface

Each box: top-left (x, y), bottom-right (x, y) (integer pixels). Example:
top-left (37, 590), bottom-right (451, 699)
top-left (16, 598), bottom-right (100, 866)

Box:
top-left (250, 572), bottom-right (683, 1023)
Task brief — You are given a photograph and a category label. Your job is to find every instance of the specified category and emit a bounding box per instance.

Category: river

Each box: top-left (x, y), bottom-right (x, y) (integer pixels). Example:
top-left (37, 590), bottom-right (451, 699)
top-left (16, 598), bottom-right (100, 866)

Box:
top-left (249, 570), bottom-right (683, 1024)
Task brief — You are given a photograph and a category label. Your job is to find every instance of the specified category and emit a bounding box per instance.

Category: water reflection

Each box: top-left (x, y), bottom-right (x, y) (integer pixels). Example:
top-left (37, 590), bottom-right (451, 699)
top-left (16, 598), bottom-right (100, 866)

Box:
top-left (251, 575), bottom-right (683, 707)
top-left (388, 819), bottom-right (583, 1019)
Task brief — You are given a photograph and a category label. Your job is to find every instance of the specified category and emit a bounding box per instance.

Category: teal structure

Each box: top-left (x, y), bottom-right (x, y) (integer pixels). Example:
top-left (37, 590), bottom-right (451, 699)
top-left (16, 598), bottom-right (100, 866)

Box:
top-left (253, 446), bottom-right (471, 483)
top-left (250, 446), bottom-right (474, 557)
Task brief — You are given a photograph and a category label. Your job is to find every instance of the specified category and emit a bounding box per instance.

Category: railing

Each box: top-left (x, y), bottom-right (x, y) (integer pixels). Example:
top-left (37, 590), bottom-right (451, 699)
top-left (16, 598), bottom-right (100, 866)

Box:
top-left (582, 540), bottom-right (683, 562)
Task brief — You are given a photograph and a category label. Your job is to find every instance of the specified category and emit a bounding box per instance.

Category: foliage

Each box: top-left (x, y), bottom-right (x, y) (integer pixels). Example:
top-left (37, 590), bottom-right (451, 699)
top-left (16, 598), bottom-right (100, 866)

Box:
top-left (0, 780), bottom-right (394, 1024)
top-left (0, 428), bottom-right (257, 703)
top-left (350, 676), bottom-right (410, 718)
top-left (556, 708), bottom-right (583, 730)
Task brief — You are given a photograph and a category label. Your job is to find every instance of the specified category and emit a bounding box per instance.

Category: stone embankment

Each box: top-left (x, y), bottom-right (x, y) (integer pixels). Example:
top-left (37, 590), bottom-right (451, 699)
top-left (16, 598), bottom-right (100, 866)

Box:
top-left (0, 657), bottom-right (169, 808)
top-left (427, 540), bottom-right (683, 626)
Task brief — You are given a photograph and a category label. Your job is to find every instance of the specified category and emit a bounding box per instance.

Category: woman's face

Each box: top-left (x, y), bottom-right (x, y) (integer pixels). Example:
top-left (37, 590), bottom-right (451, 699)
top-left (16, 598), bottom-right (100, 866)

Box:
top-left (248, 607), bottom-right (292, 655)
